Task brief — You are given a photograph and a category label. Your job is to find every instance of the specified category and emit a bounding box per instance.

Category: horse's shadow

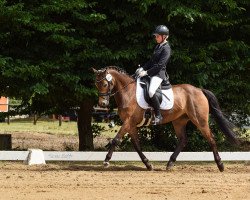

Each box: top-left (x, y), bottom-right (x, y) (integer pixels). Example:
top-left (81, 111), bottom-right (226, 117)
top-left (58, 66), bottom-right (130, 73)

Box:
top-left (65, 164), bottom-right (147, 171)
top-left (32, 162), bottom-right (165, 172)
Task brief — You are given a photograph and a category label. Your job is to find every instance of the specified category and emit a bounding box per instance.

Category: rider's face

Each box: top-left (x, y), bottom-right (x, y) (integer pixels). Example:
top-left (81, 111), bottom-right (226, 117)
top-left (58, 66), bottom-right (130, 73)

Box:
top-left (154, 34), bottom-right (168, 44)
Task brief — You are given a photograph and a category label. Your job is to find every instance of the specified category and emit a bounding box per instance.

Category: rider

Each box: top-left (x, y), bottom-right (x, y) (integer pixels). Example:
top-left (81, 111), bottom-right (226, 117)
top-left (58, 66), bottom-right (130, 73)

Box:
top-left (138, 25), bottom-right (172, 124)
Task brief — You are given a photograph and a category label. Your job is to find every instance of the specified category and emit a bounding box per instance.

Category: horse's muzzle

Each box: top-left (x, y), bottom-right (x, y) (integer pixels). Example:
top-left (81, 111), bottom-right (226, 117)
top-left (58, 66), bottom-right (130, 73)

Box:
top-left (99, 99), bottom-right (109, 108)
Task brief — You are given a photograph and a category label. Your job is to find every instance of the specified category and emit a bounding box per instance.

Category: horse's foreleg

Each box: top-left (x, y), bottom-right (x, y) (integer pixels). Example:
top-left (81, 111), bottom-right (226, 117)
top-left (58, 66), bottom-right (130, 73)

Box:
top-left (103, 121), bottom-right (128, 167)
top-left (129, 129), bottom-right (153, 171)
top-left (167, 116), bottom-right (189, 170)
top-left (103, 134), bottom-right (120, 167)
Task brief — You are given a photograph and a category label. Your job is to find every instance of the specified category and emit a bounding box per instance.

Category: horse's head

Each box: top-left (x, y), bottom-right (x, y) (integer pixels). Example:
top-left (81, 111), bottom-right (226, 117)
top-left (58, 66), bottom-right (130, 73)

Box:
top-left (92, 67), bottom-right (114, 108)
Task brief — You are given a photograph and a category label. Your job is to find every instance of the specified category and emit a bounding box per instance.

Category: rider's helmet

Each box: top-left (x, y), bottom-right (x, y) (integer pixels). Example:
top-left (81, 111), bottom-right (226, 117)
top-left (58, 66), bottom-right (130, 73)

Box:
top-left (152, 25), bottom-right (169, 36)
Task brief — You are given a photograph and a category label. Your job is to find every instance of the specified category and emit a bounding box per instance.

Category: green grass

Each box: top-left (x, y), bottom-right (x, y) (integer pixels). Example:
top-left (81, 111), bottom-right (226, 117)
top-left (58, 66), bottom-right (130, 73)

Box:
top-left (0, 120), bottom-right (78, 135)
top-left (0, 119), bottom-right (119, 137)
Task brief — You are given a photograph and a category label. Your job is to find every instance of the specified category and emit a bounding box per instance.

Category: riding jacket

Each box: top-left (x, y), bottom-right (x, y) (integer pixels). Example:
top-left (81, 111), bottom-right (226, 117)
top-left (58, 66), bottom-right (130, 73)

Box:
top-left (142, 42), bottom-right (171, 82)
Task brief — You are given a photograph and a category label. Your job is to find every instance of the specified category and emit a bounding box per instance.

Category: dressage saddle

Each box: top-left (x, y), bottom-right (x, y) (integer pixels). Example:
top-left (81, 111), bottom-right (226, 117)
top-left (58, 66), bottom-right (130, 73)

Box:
top-left (139, 76), bottom-right (171, 106)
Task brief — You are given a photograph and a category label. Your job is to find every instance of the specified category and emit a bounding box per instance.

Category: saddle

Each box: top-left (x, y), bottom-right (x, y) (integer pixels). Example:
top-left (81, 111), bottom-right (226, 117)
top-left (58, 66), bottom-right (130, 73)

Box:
top-left (139, 76), bottom-right (171, 106)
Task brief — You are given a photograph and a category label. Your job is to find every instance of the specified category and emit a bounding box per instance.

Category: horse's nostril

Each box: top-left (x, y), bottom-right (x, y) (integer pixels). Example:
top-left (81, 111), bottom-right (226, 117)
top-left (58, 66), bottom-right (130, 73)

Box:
top-left (100, 99), bottom-right (109, 107)
top-left (101, 100), bottom-right (108, 107)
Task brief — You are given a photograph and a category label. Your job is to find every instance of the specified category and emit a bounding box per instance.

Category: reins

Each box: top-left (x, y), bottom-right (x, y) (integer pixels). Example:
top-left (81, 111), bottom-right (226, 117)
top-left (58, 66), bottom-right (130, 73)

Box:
top-left (110, 79), bottom-right (135, 97)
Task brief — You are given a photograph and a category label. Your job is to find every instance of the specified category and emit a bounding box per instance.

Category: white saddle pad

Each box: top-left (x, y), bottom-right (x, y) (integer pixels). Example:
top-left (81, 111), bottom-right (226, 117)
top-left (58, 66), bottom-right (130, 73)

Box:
top-left (136, 78), bottom-right (174, 110)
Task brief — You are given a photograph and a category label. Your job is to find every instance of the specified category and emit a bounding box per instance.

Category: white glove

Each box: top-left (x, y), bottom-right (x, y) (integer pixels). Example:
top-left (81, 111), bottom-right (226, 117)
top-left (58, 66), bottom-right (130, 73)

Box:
top-left (135, 67), bottom-right (143, 75)
top-left (139, 70), bottom-right (147, 77)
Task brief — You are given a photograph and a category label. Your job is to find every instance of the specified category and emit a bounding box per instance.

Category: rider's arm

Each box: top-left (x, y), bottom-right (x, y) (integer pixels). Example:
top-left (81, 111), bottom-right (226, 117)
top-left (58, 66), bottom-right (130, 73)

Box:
top-left (147, 46), bottom-right (170, 77)
top-left (142, 59), bottom-right (152, 71)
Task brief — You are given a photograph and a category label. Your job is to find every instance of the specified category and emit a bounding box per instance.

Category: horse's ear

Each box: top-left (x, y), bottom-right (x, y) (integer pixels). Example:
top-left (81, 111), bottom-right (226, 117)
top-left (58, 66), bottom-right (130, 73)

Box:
top-left (91, 67), bottom-right (98, 73)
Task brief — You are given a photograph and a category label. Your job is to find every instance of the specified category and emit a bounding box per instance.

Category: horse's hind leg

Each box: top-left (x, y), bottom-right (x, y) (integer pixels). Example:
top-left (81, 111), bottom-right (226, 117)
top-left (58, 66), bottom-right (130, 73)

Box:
top-left (129, 129), bottom-right (153, 171)
top-left (198, 125), bottom-right (224, 172)
top-left (167, 116), bottom-right (189, 170)
top-left (188, 112), bottom-right (224, 172)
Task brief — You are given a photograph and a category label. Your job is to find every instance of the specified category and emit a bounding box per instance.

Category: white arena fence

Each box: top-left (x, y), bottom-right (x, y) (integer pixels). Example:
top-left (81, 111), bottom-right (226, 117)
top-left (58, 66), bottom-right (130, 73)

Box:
top-left (0, 151), bottom-right (249, 162)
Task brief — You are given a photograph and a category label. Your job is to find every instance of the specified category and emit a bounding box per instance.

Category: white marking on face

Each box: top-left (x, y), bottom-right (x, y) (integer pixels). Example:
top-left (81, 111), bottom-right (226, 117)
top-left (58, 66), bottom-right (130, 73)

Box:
top-left (106, 74), bottom-right (112, 82)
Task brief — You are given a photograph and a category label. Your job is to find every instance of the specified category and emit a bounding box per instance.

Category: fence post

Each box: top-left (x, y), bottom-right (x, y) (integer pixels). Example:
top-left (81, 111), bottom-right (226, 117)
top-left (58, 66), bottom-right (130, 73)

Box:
top-left (7, 115), bottom-right (10, 125)
top-left (33, 114), bottom-right (37, 125)
top-left (59, 115), bottom-right (62, 126)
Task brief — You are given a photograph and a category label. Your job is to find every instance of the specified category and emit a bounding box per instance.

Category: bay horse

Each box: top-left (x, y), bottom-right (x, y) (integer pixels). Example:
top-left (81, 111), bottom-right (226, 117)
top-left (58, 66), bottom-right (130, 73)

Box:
top-left (92, 66), bottom-right (239, 172)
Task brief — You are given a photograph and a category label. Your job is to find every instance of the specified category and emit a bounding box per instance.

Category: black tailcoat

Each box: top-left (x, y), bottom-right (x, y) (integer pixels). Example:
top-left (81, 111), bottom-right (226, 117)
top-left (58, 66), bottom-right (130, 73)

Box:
top-left (143, 42), bottom-right (171, 81)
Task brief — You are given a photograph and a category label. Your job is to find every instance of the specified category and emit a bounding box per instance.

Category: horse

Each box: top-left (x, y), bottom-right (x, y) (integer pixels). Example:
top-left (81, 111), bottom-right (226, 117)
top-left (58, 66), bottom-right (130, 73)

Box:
top-left (92, 66), bottom-right (239, 171)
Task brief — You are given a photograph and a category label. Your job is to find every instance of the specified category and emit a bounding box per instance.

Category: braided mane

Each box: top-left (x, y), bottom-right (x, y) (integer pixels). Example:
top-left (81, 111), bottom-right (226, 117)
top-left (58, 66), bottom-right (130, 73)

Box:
top-left (101, 66), bottom-right (134, 79)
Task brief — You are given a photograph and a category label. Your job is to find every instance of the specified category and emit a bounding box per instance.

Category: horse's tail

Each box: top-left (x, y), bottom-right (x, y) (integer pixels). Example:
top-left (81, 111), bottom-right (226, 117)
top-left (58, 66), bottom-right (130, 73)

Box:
top-left (202, 89), bottom-right (240, 145)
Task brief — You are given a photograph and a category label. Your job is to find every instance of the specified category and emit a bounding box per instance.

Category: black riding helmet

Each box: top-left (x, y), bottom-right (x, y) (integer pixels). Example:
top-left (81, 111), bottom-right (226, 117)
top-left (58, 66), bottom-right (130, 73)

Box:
top-left (152, 25), bottom-right (169, 36)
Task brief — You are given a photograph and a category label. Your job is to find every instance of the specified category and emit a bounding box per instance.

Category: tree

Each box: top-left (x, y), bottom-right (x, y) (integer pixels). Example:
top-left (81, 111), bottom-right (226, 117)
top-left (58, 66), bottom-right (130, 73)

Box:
top-left (0, 0), bottom-right (103, 150)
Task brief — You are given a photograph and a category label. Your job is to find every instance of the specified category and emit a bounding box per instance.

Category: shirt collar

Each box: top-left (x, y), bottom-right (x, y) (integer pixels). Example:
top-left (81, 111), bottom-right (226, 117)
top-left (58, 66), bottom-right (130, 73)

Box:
top-left (159, 40), bottom-right (167, 47)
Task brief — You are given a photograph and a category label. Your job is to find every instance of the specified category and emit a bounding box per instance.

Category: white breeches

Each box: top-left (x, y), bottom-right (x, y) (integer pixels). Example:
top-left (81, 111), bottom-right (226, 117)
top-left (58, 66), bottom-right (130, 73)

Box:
top-left (149, 76), bottom-right (163, 98)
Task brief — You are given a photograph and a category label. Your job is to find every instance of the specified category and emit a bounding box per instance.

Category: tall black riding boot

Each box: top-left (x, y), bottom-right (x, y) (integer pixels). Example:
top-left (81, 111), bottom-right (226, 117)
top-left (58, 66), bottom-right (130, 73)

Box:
top-left (150, 94), bottom-right (163, 125)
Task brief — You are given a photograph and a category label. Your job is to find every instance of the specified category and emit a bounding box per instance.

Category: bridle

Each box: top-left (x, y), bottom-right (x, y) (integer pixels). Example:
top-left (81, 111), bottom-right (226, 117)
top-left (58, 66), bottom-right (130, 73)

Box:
top-left (95, 73), bottom-right (135, 98)
top-left (95, 74), bottom-right (113, 97)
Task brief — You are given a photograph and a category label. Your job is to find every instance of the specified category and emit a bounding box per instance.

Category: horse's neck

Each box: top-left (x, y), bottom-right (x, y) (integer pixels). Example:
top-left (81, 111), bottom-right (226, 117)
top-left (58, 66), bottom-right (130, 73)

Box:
top-left (111, 71), bottom-right (135, 108)
top-left (113, 72), bottom-right (132, 89)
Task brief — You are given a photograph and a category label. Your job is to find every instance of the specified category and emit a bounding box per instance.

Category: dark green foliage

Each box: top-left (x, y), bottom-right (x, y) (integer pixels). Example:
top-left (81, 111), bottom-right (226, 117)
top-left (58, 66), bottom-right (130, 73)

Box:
top-left (91, 123), bottom-right (105, 138)
top-left (0, 0), bottom-right (101, 114)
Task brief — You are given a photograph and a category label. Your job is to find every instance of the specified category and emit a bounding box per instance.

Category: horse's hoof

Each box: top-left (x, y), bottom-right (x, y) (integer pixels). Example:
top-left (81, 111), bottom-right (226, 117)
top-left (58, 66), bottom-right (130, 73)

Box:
top-left (103, 161), bottom-right (110, 168)
top-left (166, 161), bottom-right (174, 170)
top-left (218, 162), bottom-right (224, 172)
top-left (147, 164), bottom-right (153, 171)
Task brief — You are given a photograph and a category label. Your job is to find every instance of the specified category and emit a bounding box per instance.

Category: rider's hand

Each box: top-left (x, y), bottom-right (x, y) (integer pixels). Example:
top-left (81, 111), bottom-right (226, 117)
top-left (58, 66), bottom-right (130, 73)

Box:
top-left (139, 70), bottom-right (147, 77)
top-left (135, 67), bottom-right (143, 74)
